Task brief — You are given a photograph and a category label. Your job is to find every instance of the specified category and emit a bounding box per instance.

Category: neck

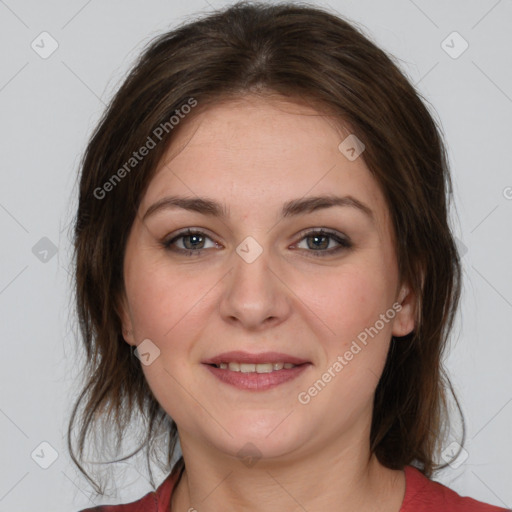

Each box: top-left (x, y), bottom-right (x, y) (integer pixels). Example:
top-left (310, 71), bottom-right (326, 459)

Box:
top-left (170, 429), bottom-right (405, 512)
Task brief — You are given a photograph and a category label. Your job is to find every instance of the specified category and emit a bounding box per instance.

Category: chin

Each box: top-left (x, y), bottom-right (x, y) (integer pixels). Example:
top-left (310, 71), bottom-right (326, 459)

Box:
top-left (213, 415), bottom-right (308, 460)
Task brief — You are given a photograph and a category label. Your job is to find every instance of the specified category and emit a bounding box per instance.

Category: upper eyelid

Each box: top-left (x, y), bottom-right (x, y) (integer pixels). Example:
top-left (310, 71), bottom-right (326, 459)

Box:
top-left (166, 228), bottom-right (218, 245)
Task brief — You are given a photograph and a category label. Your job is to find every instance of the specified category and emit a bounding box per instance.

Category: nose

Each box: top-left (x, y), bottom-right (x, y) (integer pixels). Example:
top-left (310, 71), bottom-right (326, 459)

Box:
top-left (219, 246), bottom-right (292, 331)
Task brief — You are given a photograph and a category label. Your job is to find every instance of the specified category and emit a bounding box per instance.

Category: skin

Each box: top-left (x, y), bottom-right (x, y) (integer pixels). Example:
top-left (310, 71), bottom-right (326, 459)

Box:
top-left (119, 95), bottom-right (416, 512)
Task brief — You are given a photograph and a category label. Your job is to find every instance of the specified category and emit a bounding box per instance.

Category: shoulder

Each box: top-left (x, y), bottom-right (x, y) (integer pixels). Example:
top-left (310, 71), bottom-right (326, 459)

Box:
top-left (76, 471), bottom-right (179, 512)
top-left (402, 465), bottom-right (510, 512)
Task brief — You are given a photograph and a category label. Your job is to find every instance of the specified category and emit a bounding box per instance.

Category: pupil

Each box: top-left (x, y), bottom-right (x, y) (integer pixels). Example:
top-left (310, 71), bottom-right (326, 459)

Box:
top-left (309, 234), bottom-right (328, 250)
top-left (185, 234), bottom-right (204, 250)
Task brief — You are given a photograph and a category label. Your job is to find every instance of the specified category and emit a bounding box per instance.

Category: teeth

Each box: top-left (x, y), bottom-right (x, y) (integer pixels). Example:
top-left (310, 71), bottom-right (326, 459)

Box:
top-left (216, 362), bottom-right (298, 373)
top-left (240, 363), bottom-right (256, 373)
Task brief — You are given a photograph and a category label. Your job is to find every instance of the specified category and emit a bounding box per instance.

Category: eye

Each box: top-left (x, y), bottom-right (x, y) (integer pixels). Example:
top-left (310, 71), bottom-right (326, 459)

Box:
top-left (293, 229), bottom-right (352, 257)
top-left (162, 229), bottom-right (219, 256)
top-left (162, 228), bottom-right (352, 258)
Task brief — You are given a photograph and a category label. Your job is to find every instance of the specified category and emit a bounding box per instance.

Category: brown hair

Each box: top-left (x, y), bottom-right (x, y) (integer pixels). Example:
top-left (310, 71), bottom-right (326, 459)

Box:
top-left (69, 0), bottom-right (464, 494)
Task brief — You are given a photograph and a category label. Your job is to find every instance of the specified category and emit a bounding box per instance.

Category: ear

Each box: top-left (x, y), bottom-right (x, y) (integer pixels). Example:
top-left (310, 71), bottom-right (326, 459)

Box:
top-left (116, 292), bottom-right (136, 347)
top-left (391, 283), bottom-right (417, 337)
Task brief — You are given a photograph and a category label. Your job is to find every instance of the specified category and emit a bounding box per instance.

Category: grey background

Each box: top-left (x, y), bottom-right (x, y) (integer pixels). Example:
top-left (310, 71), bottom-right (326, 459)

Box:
top-left (0, 0), bottom-right (511, 510)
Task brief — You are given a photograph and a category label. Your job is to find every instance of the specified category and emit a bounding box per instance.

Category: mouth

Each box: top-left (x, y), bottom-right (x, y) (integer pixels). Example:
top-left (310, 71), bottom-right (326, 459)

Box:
top-left (206, 361), bottom-right (301, 373)
top-left (202, 350), bottom-right (310, 368)
top-left (202, 351), bottom-right (311, 391)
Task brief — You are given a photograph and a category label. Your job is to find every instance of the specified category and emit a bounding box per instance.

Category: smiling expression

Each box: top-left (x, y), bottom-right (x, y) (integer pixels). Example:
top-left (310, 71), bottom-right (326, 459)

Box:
top-left (119, 94), bottom-right (415, 462)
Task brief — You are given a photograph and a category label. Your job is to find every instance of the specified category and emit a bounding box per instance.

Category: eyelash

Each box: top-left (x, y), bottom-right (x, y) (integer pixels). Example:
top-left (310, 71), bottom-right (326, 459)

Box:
top-left (162, 228), bottom-right (352, 258)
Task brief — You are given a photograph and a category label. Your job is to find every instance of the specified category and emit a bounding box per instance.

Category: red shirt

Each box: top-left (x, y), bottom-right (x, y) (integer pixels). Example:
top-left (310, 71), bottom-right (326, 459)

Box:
top-left (79, 465), bottom-right (510, 511)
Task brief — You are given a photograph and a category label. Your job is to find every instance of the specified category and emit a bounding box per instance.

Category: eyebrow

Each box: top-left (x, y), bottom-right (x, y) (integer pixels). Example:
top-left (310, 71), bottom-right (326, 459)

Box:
top-left (142, 194), bottom-right (373, 221)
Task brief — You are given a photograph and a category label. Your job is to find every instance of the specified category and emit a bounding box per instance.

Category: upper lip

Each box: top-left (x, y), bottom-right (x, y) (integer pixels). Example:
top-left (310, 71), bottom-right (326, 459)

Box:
top-left (202, 351), bottom-right (310, 365)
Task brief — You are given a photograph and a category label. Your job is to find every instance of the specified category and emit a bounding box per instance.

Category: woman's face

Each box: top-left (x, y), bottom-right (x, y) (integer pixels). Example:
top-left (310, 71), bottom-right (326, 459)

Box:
top-left (120, 95), bottom-right (415, 464)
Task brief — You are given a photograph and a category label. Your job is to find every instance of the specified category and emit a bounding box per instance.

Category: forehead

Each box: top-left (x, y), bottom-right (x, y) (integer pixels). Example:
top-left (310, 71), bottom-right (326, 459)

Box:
top-left (140, 95), bottom-right (390, 229)
top-left (159, 95), bottom-right (351, 167)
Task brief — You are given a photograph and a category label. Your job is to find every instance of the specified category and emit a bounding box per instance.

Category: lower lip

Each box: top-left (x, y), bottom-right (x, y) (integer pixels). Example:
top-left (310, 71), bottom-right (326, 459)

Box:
top-left (203, 363), bottom-right (311, 391)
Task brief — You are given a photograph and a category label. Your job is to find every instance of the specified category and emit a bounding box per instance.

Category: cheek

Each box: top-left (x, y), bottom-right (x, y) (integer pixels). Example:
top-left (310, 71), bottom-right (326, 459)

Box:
top-left (294, 261), bottom-right (396, 405)
top-left (125, 259), bottom-right (210, 341)
top-left (298, 262), bottom-right (394, 343)
top-left (124, 263), bottom-right (209, 424)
